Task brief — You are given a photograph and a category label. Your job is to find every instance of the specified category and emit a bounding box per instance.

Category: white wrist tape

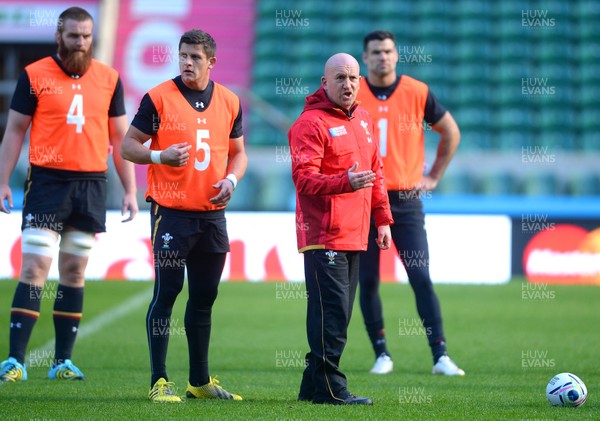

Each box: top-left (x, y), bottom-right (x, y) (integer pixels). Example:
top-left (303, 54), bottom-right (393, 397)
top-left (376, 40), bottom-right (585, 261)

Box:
top-left (150, 150), bottom-right (162, 164)
top-left (225, 173), bottom-right (238, 189)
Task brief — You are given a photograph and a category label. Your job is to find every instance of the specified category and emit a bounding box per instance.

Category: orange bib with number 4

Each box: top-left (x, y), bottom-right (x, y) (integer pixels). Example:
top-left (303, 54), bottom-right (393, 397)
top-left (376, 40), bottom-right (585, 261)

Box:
top-left (26, 57), bottom-right (119, 172)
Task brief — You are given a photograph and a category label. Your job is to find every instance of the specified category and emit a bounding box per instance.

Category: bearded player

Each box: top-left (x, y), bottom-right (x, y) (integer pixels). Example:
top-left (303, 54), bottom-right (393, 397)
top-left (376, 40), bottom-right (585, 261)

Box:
top-left (0, 7), bottom-right (138, 382)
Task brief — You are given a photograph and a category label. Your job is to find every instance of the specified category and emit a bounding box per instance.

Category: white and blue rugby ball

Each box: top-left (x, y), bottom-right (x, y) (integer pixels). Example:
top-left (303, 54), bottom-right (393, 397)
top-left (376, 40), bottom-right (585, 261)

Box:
top-left (546, 372), bottom-right (587, 407)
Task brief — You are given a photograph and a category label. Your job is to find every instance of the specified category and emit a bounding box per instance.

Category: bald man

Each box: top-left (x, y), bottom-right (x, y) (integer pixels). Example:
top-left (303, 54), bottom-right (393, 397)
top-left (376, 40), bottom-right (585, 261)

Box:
top-left (288, 53), bottom-right (393, 405)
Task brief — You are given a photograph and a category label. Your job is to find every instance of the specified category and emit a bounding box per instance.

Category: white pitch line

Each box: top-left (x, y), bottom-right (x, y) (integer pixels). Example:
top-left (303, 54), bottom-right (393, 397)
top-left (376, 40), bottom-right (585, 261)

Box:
top-left (31, 286), bottom-right (153, 355)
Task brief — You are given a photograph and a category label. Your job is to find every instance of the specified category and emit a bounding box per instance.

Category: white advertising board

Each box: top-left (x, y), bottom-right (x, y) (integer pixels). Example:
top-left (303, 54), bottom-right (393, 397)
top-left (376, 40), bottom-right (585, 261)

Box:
top-left (0, 212), bottom-right (511, 284)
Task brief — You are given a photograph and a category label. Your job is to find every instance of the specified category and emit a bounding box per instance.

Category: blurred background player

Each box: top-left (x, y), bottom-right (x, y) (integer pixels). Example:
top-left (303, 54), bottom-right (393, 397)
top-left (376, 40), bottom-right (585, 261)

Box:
top-left (290, 53), bottom-right (393, 405)
top-left (0, 6), bottom-right (138, 382)
top-left (357, 30), bottom-right (463, 375)
top-left (121, 29), bottom-right (247, 403)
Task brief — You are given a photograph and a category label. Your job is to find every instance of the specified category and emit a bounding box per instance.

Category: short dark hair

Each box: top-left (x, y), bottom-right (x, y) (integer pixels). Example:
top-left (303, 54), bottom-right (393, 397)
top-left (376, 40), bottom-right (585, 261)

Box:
top-left (363, 30), bottom-right (396, 51)
top-left (179, 29), bottom-right (216, 57)
top-left (57, 7), bottom-right (93, 33)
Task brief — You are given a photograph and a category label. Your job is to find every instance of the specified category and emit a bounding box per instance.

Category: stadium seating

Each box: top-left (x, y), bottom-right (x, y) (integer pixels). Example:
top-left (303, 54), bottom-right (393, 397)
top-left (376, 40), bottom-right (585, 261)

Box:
top-left (522, 171), bottom-right (563, 196)
top-left (436, 170), bottom-right (477, 195)
top-left (480, 172), bottom-right (520, 195)
top-left (566, 172), bottom-right (600, 196)
top-left (249, 0), bottom-right (599, 201)
top-left (228, 170), bottom-right (260, 211)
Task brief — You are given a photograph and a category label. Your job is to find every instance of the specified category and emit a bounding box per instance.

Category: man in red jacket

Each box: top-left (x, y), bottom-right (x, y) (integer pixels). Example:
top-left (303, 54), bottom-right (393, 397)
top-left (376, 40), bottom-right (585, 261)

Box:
top-left (289, 53), bottom-right (393, 405)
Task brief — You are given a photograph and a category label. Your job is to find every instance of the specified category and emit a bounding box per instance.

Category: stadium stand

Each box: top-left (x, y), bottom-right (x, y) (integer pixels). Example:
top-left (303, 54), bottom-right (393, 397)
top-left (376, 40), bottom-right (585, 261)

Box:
top-left (0, 1), bottom-right (598, 211)
top-left (247, 0), bottom-right (599, 207)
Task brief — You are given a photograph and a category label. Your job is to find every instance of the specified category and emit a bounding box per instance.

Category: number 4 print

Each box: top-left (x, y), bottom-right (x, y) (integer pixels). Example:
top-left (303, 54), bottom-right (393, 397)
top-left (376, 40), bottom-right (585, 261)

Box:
top-left (194, 129), bottom-right (211, 171)
top-left (67, 94), bottom-right (85, 133)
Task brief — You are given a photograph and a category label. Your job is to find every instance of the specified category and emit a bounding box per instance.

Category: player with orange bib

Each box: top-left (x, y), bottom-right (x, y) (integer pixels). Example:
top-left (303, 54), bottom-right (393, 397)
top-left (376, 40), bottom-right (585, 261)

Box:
top-left (121, 29), bottom-right (247, 403)
top-left (357, 30), bottom-right (463, 376)
top-left (0, 7), bottom-right (138, 383)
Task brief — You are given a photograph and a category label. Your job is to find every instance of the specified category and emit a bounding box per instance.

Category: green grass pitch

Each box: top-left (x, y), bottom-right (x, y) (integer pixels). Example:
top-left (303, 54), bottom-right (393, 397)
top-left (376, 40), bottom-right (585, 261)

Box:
top-left (0, 278), bottom-right (598, 420)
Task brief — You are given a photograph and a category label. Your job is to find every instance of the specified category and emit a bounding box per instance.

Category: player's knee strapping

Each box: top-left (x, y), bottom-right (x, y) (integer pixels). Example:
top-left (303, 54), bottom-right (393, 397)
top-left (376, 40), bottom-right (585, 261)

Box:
top-left (21, 228), bottom-right (59, 257)
top-left (59, 230), bottom-right (95, 257)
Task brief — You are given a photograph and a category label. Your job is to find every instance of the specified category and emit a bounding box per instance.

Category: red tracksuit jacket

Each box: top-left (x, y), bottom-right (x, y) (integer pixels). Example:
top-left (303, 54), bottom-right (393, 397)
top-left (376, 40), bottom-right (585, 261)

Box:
top-left (289, 86), bottom-right (393, 252)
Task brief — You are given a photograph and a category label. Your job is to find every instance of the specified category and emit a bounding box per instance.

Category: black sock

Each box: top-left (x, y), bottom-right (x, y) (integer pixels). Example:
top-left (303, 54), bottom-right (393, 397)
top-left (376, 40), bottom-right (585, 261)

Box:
top-left (151, 373), bottom-right (168, 386)
top-left (146, 271), bottom-right (184, 388)
top-left (9, 282), bottom-right (42, 364)
top-left (148, 314), bottom-right (171, 387)
top-left (369, 329), bottom-right (390, 358)
top-left (431, 339), bottom-right (447, 364)
top-left (184, 252), bottom-right (224, 387)
top-left (186, 304), bottom-right (211, 387)
top-left (151, 374), bottom-right (168, 387)
top-left (53, 284), bottom-right (84, 364)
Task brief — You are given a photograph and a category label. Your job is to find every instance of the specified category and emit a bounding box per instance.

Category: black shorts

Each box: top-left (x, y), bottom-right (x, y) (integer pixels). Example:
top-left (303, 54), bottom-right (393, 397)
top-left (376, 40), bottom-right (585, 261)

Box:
top-left (150, 202), bottom-right (230, 256)
top-left (21, 165), bottom-right (107, 233)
